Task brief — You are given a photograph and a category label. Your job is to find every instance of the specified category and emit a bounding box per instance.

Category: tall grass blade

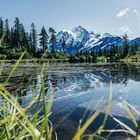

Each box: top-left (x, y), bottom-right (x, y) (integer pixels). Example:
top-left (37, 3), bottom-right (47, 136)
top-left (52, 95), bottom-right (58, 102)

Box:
top-left (72, 110), bottom-right (100, 140)
top-left (4, 51), bottom-right (26, 85)
top-left (126, 106), bottom-right (138, 128)
top-left (0, 84), bottom-right (43, 139)
top-left (111, 115), bottom-right (136, 136)
top-left (98, 80), bottom-right (112, 135)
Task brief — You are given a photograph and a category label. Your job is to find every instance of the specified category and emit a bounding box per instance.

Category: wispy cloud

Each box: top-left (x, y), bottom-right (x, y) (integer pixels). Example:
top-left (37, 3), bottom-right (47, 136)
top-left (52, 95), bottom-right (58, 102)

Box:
top-left (133, 9), bottom-right (138, 14)
top-left (119, 26), bottom-right (131, 33)
top-left (117, 8), bottom-right (130, 17)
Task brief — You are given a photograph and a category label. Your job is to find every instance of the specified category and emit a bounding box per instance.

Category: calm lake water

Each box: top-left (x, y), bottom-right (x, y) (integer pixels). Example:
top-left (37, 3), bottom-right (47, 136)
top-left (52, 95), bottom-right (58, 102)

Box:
top-left (1, 63), bottom-right (140, 140)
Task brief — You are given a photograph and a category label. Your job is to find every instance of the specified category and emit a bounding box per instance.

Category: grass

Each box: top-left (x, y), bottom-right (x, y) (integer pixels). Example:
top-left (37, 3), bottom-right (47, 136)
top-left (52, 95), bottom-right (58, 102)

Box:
top-left (120, 54), bottom-right (140, 63)
top-left (97, 57), bottom-right (108, 63)
top-left (0, 52), bottom-right (55, 139)
top-left (0, 51), bottom-right (140, 140)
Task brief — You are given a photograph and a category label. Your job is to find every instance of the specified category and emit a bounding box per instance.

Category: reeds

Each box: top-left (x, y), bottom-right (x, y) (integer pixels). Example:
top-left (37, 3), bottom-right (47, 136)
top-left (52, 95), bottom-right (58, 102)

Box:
top-left (0, 52), bottom-right (55, 139)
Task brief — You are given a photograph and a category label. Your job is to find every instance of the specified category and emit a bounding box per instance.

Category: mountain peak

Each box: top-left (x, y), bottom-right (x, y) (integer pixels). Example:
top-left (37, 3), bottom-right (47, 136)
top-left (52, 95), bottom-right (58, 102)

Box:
top-left (55, 26), bottom-right (126, 54)
top-left (71, 26), bottom-right (88, 33)
top-left (103, 33), bottom-right (113, 38)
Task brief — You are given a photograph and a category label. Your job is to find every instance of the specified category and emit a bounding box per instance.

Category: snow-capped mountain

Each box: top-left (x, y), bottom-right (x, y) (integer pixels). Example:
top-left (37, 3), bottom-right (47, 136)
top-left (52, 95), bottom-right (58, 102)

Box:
top-left (54, 26), bottom-right (139, 55)
top-left (55, 26), bottom-right (90, 54)
top-left (82, 32), bottom-right (123, 51)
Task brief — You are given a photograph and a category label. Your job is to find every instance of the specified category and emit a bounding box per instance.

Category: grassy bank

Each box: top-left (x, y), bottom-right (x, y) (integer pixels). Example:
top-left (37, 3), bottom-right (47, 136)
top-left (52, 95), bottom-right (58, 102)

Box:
top-left (0, 56), bottom-right (107, 65)
top-left (0, 59), bottom-right (69, 65)
top-left (121, 55), bottom-right (140, 63)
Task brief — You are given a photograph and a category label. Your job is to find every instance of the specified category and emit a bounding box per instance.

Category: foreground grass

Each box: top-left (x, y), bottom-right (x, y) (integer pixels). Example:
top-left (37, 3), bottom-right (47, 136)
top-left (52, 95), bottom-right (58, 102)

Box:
top-left (0, 52), bottom-right (140, 140)
top-left (0, 52), bottom-right (55, 139)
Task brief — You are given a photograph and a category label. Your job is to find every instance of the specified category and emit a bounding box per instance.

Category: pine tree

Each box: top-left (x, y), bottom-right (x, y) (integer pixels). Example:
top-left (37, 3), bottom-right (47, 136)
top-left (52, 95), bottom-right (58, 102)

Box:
top-left (131, 44), bottom-right (139, 56)
top-left (0, 17), bottom-right (4, 38)
top-left (13, 17), bottom-right (22, 48)
top-left (4, 19), bottom-right (11, 47)
top-left (134, 43), bottom-right (139, 55)
top-left (49, 27), bottom-right (56, 54)
top-left (91, 51), bottom-right (97, 63)
top-left (20, 23), bottom-right (29, 51)
top-left (110, 45), bottom-right (114, 62)
top-left (39, 26), bottom-right (49, 53)
top-left (98, 49), bottom-right (102, 57)
top-left (102, 49), bottom-right (107, 57)
top-left (0, 17), bottom-right (5, 47)
top-left (10, 27), bottom-right (15, 48)
top-left (122, 34), bottom-right (129, 58)
top-left (30, 23), bottom-right (37, 57)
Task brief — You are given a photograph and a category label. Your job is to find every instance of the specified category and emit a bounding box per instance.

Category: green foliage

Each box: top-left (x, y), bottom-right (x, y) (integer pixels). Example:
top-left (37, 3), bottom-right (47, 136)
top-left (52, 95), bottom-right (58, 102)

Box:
top-left (49, 27), bottom-right (56, 54)
top-left (39, 26), bottom-right (49, 53)
top-left (122, 34), bottom-right (129, 58)
top-left (0, 17), bottom-right (4, 38)
top-left (30, 23), bottom-right (37, 57)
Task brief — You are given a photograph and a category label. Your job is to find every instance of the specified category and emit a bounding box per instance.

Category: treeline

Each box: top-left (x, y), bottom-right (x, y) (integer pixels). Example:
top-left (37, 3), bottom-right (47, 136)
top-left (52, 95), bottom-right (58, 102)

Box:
top-left (71, 34), bottom-right (140, 63)
top-left (0, 17), bottom-right (140, 62)
top-left (0, 17), bottom-right (68, 59)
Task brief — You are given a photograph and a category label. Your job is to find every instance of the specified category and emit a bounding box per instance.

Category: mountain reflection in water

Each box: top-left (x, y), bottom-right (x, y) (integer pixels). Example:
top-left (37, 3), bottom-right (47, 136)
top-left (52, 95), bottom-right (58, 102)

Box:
top-left (0, 63), bottom-right (140, 140)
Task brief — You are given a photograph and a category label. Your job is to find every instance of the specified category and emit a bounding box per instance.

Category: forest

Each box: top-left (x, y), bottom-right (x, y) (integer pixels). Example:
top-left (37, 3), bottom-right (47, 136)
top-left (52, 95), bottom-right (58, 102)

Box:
top-left (0, 17), bottom-right (139, 63)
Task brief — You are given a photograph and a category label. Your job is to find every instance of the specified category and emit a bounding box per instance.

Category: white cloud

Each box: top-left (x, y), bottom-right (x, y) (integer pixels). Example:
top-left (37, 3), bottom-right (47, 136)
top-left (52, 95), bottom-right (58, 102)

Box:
top-left (119, 26), bottom-right (131, 33)
top-left (133, 9), bottom-right (138, 14)
top-left (117, 8), bottom-right (130, 17)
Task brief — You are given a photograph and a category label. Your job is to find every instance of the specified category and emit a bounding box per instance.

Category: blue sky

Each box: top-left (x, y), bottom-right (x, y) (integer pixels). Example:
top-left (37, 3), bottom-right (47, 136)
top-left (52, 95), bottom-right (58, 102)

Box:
top-left (0, 0), bottom-right (140, 38)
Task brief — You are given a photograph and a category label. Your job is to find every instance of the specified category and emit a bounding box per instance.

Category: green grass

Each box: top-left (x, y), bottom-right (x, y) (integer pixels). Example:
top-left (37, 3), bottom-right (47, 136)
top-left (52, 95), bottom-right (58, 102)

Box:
top-left (97, 57), bottom-right (108, 63)
top-left (0, 52), bottom-right (55, 139)
top-left (121, 54), bottom-right (140, 63)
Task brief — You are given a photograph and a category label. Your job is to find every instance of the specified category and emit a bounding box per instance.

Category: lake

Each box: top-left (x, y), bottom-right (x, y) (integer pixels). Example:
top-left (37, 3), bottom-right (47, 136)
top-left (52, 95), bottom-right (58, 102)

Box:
top-left (1, 63), bottom-right (140, 140)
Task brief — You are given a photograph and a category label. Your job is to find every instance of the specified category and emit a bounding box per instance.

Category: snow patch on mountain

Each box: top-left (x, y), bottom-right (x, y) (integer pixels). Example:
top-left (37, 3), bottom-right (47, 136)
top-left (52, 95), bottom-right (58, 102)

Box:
top-left (54, 26), bottom-right (140, 55)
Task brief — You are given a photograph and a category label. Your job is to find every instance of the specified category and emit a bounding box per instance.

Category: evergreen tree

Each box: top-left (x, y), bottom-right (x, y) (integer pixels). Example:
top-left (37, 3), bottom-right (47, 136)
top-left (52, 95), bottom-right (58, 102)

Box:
top-left (4, 19), bottom-right (11, 47)
top-left (110, 45), bottom-right (114, 62)
top-left (90, 51), bottom-right (97, 63)
top-left (103, 49), bottom-right (107, 57)
top-left (39, 26), bottom-right (49, 53)
top-left (98, 49), bottom-right (102, 57)
top-left (85, 50), bottom-right (88, 62)
top-left (122, 34), bottom-right (129, 58)
top-left (22, 31), bottom-right (30, 51)
top-left (13, 17), bottom-right (22, 48)
top-left (30, 23), bottom-right (37, 57)
top-left (49, 27), bottom-right (56, 54)
top-left (18, 23), bottom-right (28, 50)
top-left (0, 17), bottom-right (4, 38)
top-left (134, 43), bottom-right (139, 55)
top-left (130, 43), bottom-right (138, 56)
top-left (0, 17), bottom-right (5, 47)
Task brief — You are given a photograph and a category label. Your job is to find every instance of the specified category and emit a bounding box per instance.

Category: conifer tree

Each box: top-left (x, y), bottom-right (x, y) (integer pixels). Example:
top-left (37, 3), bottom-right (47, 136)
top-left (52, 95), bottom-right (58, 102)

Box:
top-left (30, 23), bottom-right (37, 57)
top-left (39, 26), bottom-right (49, 53)
top-left (122, 34), bottom-right (129, 58)
top-left (49, 27), bottom-right (56, 54)
top-left (13, 17), bottom-right (22, 48)
top-left (0, 17), bottom-right (4, 38)
top-left (4, 19), bottom-right (11, 47)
